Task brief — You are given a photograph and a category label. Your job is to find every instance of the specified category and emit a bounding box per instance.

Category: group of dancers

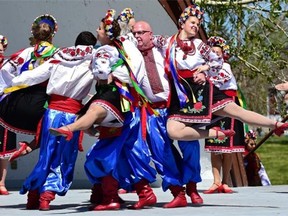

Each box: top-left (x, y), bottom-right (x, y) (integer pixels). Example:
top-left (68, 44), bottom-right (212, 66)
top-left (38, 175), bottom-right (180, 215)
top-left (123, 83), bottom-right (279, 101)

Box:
top-left (0, 2), bottom-right (287, 212)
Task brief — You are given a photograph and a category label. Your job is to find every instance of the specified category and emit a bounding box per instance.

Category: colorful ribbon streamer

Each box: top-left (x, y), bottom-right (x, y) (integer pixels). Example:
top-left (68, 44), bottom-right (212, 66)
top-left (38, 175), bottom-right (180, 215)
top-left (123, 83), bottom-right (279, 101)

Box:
top-left (164, 34), bottom-right (189, 108)
top-left (113, 39), bottom-right (158, 139)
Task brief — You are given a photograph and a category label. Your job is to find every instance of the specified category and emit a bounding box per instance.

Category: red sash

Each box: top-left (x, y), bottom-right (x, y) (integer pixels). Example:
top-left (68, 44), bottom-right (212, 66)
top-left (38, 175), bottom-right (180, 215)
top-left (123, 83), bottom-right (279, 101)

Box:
top-left (48, 94), bottom-right (83, 114)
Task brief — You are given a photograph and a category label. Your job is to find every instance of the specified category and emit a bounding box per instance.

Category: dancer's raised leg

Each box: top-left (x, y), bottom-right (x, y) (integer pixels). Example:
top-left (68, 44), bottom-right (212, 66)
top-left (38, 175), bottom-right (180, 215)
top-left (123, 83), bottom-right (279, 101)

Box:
top-left (49, 103), bottom-right (107, 138)
top-left (214, 102), bottom-right (288, 135)
top-left (167, 120), bottom-right (235, 141)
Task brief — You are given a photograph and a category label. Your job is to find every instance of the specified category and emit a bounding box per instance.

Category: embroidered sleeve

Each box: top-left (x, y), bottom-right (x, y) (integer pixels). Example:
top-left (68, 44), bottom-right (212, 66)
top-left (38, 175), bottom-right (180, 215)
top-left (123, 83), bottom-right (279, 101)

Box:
top-left (209, 63), bottom-right (233, 87)
top-left (1, 48), bottom-right (28, 75)
top-left (117, 33), bottom-right (138, 46)
top-left (0, 61), bottom-right (17, 92)
top-left (197, 40), bottom-right (223, 74)
top-left (0, 49), bottom-right (29, 92)
top-left (91, 45), bottom-right (119, 80)
top-left (152, 35), bottom-right (169, 57)
top-left (10, 61), bottom-right (52, 87)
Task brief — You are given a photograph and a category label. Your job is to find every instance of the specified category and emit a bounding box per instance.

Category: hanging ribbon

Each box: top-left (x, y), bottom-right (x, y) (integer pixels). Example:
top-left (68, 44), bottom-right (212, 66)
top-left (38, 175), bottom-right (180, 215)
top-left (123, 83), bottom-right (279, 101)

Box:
top-left (164, 34), bottom-right (189, 108)
top-left (113, 39), bottom-right (158, 139)
top-left (114, 41), bottom-right (149, 101)
top-left (3, 84), bottom-right (29, 94)
top-left (114, 80), bottom-right (134, 112)
top-left (113, 40), bottom-right (158, 114)
top-left (110, 58), bottom-right (132, 112)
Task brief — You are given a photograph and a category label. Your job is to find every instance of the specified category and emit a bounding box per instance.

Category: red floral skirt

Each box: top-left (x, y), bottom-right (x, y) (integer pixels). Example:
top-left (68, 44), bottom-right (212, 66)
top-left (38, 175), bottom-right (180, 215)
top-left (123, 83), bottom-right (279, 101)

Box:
top-left (168, 65), bottom-right (236, 125)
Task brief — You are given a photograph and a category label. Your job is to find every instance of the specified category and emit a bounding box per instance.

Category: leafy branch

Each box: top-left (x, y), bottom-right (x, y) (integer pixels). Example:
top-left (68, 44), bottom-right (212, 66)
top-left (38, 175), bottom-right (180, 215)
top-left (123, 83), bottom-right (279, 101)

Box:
top-left (195, 0), bottom-right (262, 6)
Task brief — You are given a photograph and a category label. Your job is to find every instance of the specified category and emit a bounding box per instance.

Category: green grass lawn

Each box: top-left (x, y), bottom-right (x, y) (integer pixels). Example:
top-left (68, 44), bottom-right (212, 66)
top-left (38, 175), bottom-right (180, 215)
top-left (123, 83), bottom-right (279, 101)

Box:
top-left (256, 135), bottom-right (288, 185)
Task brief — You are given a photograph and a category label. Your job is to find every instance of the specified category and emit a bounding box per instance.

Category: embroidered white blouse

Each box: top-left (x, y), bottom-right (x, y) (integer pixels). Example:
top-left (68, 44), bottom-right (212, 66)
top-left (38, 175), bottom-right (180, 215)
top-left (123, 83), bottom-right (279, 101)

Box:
top-left (9, 45), bottom-right (95, 101)
top-left (91, 37), bottom-right (146, 87)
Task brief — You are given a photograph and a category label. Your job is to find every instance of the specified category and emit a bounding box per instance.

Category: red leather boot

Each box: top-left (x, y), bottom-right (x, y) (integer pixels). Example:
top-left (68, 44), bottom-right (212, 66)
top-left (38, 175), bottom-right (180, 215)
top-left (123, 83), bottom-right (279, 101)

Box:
top-left (9, 142), bottom-right (30, 162)
top-left (92, 176), bottom-right (120, 211)
top-left (186, 182), bottom-right (203, 204)
top-left (26, 190), bottom-right (40, 209)
top-left (39, 191), bottom-right (56, 211)
top-left (274, 122), bottom-right (288, 136)
top-left (128, 179), bottom-right (157, 209)
top-left (90, 184), bottom-right (102, 204)
top-left (163, 185), bottom-right (187, 208)
top-left (89, 183), bottom-right (125, 206)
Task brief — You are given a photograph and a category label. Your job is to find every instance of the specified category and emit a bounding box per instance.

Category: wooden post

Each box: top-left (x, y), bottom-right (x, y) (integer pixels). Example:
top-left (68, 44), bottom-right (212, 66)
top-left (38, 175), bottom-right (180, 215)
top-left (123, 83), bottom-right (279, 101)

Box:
top-left (230, 153), bottom-right (248, 187)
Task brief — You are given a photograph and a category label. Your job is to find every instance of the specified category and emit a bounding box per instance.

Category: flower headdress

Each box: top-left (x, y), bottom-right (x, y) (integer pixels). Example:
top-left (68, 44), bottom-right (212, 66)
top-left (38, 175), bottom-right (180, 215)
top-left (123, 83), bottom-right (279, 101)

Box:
top-left (0, 35), bottom-right (8, 50)
top-left (117, 8), bottom-right (135, 23)
top-left (31, 14), bottom-right (58, 37)
top-left (178, 3), bottom-right (204, 26)
top-left (207, 36), bottom-right (230, 60)
top-left (245, 130), bottom-right (257, 140)
top-left (104, 9), bottom-right (116, 40)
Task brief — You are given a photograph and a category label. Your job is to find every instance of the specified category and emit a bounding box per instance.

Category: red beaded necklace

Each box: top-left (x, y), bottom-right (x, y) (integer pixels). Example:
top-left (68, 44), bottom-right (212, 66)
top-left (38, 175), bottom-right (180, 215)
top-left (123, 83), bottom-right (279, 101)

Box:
top-left (176, 36), bottom-right (195, 60)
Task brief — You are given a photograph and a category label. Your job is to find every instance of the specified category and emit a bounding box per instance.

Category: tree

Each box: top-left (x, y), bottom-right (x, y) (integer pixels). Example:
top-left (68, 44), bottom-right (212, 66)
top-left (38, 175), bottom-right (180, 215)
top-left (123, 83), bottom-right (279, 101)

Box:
top-left (196, 0), bottom-right (288, 116)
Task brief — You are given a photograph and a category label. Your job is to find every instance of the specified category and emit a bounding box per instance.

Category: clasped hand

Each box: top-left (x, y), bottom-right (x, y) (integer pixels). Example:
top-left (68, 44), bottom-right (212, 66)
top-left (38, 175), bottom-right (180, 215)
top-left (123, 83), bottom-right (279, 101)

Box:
top-left (193, 65), bottom-right (209, 84)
